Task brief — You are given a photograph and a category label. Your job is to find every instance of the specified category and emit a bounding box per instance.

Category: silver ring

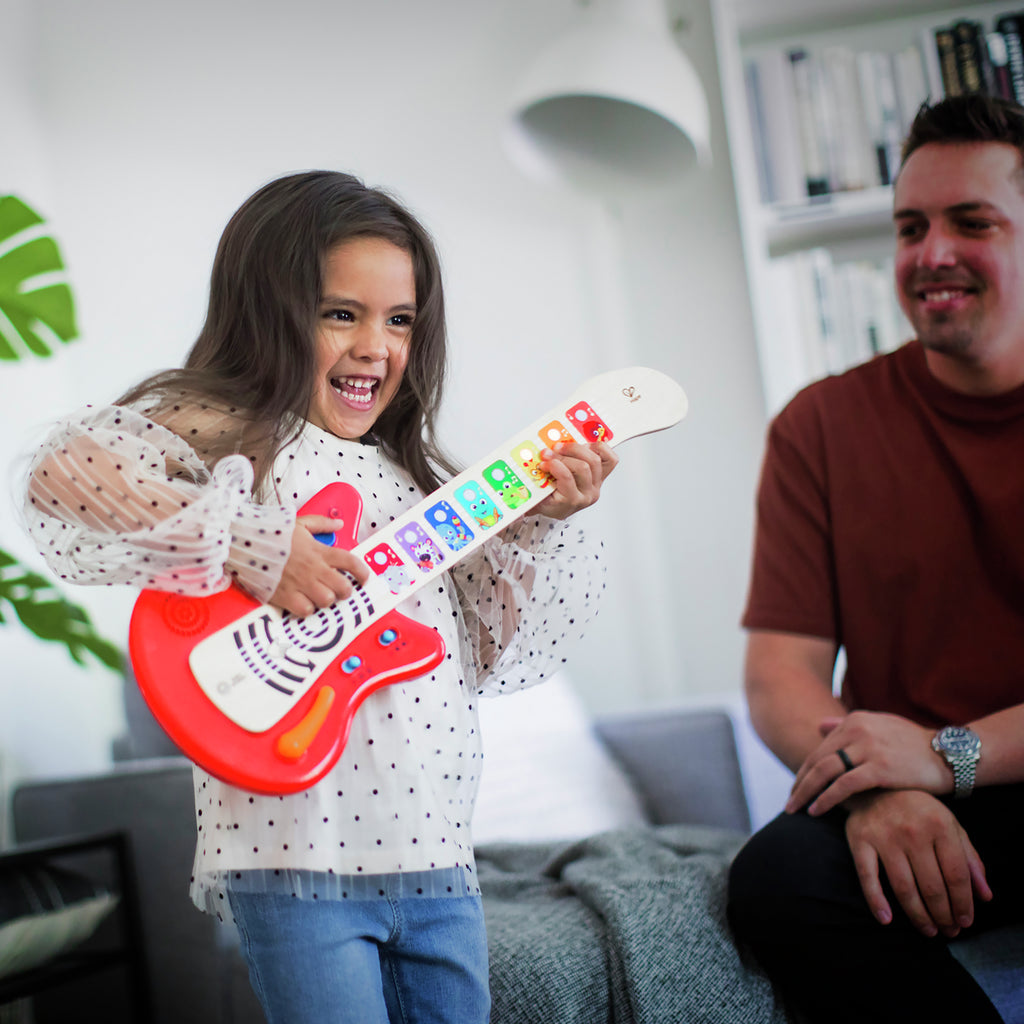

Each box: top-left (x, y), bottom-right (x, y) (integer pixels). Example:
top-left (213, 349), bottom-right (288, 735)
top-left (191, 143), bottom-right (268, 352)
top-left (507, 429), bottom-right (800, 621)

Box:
top-left (836, 748), bottom-right (855, 773)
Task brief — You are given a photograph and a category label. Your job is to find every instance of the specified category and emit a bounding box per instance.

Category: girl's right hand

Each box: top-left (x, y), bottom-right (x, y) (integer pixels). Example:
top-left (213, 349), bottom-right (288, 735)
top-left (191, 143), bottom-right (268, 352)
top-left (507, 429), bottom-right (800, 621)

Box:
top-left (270, 515), bottom-right (370, 617)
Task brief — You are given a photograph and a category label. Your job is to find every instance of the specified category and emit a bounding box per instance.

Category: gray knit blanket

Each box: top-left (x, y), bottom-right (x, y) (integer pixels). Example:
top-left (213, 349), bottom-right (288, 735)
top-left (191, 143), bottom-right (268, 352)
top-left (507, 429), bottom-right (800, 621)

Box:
top-left (477, 825), bottom-right (790, 1024)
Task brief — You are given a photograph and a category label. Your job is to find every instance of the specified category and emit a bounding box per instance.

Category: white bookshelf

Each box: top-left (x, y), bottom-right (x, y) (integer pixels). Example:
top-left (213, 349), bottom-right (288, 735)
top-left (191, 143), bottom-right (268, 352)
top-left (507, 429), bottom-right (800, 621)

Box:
top-left (713, 0), bottom-right (1022, 415)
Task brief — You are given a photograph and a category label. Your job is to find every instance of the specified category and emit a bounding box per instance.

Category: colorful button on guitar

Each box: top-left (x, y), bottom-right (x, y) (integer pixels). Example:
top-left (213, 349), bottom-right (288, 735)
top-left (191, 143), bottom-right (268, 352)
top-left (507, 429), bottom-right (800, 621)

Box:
top-left (482, 460), bottom-right (531, 510)
top-left (538, 420), bottom-right (574, 447)
top-left (566, 401), bottom-right (613, 442)
top-left (365, 543), bottom-right (414, 595)
top-left (454, 481), bottom-right (503, 529)
top-left (510, 441), bottom-right (552, 488)
top-left (395, 523), bottom-right (444, 573)
top-left (425, 500), bottom-right (474, 552)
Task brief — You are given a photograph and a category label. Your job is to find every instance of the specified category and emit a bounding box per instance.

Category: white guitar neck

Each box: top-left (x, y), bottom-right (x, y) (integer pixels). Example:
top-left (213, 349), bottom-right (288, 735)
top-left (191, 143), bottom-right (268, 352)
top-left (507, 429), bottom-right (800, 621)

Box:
top-left (355, 366), bottom-right (687, 608)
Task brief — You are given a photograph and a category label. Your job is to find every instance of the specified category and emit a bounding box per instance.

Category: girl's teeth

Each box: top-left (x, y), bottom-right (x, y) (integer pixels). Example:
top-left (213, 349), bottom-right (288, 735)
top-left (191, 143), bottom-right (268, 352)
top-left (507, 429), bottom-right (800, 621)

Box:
top-left (332, 378), bottom-right (375, 403)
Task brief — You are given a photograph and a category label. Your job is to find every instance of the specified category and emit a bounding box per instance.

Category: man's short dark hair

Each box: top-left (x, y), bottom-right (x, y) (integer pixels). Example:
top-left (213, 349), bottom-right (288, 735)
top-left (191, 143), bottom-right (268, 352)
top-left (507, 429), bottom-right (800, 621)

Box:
top-left (901, 93), bottom-right (1024, 168)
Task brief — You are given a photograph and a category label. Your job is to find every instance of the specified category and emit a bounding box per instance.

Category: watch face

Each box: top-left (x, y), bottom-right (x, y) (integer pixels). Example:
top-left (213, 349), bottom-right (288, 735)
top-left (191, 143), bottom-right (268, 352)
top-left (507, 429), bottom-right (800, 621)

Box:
top-left (940, 726), bottom-right (979, 755)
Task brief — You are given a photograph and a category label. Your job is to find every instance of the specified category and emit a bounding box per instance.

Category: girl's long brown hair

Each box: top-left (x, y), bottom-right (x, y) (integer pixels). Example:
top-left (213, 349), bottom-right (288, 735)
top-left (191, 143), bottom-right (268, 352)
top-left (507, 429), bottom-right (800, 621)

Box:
top-left (118, 171), bottom-right (455, 496)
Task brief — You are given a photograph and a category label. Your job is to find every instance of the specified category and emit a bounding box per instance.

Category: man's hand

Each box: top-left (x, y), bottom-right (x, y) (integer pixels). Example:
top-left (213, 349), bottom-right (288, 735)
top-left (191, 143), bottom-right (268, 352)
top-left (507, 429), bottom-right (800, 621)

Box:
top-left (845, 789), bottom-right (991, 938)
top-left (534, 442), bottom-right (617, 520)
top-left (786, 710), bottom-right (951, 816)
top-left (270, 515), bottom-right (370, 617)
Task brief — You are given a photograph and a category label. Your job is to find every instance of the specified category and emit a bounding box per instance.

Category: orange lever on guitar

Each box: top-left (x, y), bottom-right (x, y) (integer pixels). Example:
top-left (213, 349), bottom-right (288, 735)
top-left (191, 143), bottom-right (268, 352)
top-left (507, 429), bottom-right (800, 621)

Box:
top-left (276, 686), bottom-right (336, 761)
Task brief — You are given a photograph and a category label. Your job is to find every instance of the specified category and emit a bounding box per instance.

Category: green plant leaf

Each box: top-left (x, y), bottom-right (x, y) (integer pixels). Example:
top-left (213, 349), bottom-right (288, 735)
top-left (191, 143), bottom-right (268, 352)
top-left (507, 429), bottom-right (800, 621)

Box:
top-left (0, 200), bottom-right (121, 678)
top-left (0, 195), bottom-right (78, 360)
top-left (0, 547), bottom-right (124, 672)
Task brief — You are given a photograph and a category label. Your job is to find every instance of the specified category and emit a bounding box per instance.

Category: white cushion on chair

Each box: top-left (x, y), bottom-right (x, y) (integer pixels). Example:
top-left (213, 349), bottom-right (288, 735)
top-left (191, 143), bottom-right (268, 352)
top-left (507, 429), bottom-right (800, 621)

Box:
top-left (472, 674), bottom-right (648, 845)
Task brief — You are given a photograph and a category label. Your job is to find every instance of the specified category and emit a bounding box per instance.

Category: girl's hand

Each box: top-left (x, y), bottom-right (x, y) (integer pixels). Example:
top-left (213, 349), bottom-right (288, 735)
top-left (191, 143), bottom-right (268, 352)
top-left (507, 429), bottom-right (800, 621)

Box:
top-left (535, 442), bottom-right (618, 520)
top-left (270, 515), bottom-right (370, 617)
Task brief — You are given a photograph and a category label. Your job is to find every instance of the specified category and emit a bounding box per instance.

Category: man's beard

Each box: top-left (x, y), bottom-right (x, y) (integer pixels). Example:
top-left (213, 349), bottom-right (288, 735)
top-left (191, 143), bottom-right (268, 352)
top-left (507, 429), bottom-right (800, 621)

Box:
top-left (913, 311), bottom-right (977, 359)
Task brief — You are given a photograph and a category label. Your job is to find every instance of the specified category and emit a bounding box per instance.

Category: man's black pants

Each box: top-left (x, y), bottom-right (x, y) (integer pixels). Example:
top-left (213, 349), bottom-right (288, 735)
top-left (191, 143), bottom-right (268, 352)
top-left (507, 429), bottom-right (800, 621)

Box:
top-left (727, 784), bottom-right (1024, 1023)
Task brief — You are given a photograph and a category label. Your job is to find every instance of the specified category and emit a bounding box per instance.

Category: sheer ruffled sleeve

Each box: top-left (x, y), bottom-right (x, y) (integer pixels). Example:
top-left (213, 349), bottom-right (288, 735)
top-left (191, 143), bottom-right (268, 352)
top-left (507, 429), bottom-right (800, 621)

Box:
top-left (451, 513), bottom-right (605, 697)
top-left (23, 405), bottom-right (295, 603)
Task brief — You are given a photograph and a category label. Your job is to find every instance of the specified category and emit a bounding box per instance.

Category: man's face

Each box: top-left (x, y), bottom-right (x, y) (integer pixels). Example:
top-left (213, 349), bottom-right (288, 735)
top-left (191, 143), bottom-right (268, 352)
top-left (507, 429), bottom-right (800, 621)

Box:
top-left (893, 141), bottom-right (1024, 392)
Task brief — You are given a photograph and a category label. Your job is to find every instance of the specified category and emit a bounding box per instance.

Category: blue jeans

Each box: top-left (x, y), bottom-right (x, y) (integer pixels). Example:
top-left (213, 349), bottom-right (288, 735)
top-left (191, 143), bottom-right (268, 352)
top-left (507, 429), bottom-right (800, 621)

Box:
top-left (229, 887), bottom-right (491, 1024)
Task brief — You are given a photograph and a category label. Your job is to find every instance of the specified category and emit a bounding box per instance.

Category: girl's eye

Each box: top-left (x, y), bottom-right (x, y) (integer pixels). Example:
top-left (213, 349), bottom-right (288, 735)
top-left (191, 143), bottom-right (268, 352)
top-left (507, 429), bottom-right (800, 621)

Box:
top-left (324, 308), bottom-right (354, 322)
top-left (388, 314), bottom-right (415, 328)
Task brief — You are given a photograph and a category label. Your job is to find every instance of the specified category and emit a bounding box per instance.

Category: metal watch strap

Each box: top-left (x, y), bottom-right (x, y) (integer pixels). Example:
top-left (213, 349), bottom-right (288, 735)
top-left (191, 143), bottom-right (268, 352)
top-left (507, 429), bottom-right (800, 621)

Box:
top-left (947, 749), bottom-right (977, 798)
top-left (932, 726), bottom-right (981, 799)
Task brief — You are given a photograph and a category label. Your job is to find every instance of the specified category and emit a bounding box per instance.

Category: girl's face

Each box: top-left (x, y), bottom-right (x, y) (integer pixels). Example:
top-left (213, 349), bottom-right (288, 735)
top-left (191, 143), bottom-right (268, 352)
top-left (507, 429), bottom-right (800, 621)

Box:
top-left (308, 236), bottom-right (415, 440)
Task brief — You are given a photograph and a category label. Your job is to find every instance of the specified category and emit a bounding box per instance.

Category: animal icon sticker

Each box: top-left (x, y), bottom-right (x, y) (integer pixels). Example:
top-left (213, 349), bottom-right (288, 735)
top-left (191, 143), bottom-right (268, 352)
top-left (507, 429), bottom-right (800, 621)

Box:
top-left (395, 522), bottom-right (445, 573)
top-left (538, 420), bottom-right (575, 448)
top-left (482, 460), bottom-right (531, 510)
top-left (565, 401), bottom-right (613, 443)
top-left (364, 542), bottom-right (415, 595)
top-left (510, 441), bottom-right (552, 489)
top-left (454, 481), bottom-right (503, 529)
top-left (425, 500), bottom-right (474, 552)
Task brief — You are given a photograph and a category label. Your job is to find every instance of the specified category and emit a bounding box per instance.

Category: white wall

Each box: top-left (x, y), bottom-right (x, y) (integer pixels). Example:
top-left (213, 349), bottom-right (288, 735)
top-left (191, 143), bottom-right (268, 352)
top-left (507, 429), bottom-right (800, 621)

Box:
top-left (0, 0), bottom-right (778, 808)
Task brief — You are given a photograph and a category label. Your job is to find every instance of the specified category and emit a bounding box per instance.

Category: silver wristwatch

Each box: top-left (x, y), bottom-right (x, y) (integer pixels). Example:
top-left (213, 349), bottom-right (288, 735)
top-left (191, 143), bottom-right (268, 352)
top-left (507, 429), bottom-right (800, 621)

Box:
top-left (931, 725), bottom-right (981, 799)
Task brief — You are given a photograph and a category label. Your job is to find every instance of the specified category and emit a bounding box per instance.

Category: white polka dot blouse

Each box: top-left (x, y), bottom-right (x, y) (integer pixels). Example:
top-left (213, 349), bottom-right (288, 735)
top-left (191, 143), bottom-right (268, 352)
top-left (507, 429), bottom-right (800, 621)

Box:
top-left (24, 404), bottom-right (605, 919)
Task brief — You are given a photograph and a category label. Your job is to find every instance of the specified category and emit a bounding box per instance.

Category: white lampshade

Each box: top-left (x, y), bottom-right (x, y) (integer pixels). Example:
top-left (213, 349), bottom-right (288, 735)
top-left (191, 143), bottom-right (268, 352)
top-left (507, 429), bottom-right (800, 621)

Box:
top-left (505, 0), bottom-right (711, 193)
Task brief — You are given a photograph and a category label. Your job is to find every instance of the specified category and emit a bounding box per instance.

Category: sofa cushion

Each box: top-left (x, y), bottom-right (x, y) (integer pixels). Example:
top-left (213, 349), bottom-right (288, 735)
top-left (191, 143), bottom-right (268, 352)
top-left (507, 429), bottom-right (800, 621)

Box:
top-left (0, 862), bottom-right (118, 979)
top-left (473, 675), bottom-right (648, 844)
top-left (596, 708), bottom-right (751, 833)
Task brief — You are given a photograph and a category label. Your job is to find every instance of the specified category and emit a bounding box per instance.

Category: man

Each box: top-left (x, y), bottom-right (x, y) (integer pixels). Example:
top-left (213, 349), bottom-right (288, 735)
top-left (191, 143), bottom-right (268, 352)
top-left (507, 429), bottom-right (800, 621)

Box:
top-left (727, 93), bottom-right (1024, 1024)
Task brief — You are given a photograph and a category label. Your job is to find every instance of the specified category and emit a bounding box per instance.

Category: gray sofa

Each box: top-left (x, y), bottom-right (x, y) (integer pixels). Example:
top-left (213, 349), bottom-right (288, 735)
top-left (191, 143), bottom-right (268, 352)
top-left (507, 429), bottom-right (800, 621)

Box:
top-left (9, 708), bottom-right (1023, 1023)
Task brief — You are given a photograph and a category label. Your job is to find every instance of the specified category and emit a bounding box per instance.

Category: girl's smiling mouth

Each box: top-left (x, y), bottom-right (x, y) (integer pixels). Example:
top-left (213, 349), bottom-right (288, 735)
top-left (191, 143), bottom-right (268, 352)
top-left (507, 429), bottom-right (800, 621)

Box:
top-left (330, 375), bottom-right (380, 407)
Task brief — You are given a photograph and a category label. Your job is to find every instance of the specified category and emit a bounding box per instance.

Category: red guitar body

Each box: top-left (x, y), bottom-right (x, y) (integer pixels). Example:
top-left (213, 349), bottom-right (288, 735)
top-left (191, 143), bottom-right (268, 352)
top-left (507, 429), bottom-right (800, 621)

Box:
top-left (129, 484), bottom-right (445, 794)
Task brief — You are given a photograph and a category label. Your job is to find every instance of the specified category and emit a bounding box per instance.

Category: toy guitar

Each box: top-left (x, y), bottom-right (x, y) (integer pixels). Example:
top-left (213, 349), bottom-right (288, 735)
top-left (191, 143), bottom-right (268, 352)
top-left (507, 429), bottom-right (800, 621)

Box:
top-left (129, 367), bottom-right (688, 794)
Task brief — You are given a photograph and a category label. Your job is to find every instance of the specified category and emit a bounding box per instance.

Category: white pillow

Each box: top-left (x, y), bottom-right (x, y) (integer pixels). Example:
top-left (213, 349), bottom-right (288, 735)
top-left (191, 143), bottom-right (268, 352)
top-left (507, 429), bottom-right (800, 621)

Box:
top-left (472, 673), bottom-right (648, 844)
top-left (0, 864), bottom-right (119, 980)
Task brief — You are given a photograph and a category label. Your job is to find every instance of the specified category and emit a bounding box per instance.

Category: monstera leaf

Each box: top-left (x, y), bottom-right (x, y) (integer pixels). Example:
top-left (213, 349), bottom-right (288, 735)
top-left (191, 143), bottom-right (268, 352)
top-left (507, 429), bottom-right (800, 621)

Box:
top-left (0, 550), bottom-right (122, 671)
top-left (0, 194), bottom-right (118, 671)
top-left (0, 195), bottom-right (78, 359)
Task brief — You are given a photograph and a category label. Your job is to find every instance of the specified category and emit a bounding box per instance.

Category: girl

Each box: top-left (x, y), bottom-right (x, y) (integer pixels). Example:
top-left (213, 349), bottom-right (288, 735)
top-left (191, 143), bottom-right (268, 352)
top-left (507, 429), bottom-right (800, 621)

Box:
top-left (24, 172), bottom-right (615, 1024)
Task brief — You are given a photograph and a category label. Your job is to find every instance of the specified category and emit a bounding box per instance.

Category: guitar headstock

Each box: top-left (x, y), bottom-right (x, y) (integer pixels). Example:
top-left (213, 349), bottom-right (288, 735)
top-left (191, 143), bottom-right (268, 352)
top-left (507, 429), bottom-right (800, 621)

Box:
top-left (564, 367), bottom-right (688, 447)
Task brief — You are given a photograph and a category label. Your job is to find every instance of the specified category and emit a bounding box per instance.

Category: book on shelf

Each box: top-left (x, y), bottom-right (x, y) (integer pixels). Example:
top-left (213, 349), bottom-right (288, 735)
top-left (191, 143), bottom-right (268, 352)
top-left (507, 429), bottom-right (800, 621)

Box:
top-left (788, 48), bottom-right (830, 197)
top-left (791, 251), bottom-right (830, 383)
top-left (935, 25), bottom-right (963, 96)
top-left (834, 263), bottom-right (876, 369)
top-left (986, 31), bottom-right (1014, 100)
top-left (824, 46), bottom-right (879, 192)
top-left (893, 43), bottom-right (931, 132)
top-left (744, 9), bottom-right (1024, 208)
top-left (745, 49), bottom-right (806, 205)
top-left (996, 13), bottom-right (1024, 102)
top-left (745, 60), bottom-right (775, 204)
top-left (873, 51), bottom-right (905, 186)
top-left (760, 258), bottom-right (812, 414)
top-left (919, 24), bottom-right (945, 100)
top-left (952, 20), bottom-right (994, 94)
top-left (760, 250), bottom-right (911, 413)
top-left (857, 51), bottom-right (890, 187)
